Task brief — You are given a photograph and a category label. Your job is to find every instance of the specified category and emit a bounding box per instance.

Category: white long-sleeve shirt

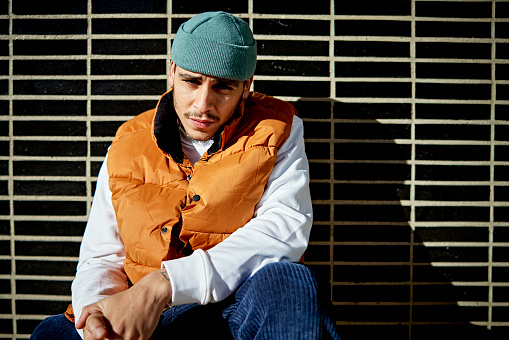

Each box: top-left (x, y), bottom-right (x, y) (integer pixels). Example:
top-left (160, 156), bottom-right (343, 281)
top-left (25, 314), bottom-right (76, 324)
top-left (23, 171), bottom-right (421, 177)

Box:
top-left (71, 115), bottom-right (312, 337)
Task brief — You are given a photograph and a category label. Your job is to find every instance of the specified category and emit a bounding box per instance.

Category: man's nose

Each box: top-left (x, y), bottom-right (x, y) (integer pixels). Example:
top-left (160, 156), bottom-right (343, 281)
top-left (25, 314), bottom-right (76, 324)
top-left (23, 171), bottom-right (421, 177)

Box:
top-left (194, 86), bottom-right (214, 113)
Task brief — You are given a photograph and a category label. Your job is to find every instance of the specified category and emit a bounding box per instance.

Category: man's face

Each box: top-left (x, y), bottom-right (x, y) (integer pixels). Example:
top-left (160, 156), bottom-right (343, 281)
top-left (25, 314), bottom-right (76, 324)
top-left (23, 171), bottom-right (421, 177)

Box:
top-left (169, 62), bottom-right (253, 141)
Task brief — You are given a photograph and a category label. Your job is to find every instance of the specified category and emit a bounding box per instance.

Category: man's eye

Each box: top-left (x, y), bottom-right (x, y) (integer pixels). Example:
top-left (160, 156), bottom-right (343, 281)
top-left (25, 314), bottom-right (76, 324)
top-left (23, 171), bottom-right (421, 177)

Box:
top-left (215, 84), bottom-right (234, 91)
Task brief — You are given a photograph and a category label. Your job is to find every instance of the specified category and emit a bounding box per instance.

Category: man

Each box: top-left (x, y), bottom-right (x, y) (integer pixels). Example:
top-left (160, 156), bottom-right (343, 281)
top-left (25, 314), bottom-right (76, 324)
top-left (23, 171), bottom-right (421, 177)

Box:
top-left (31, 11), bottom-right (340, 339)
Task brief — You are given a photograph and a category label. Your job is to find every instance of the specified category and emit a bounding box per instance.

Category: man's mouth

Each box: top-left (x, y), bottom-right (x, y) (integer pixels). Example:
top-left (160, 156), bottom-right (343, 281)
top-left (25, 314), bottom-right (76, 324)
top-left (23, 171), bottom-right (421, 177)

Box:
top-left (189, 117), bottom-right (215, 129)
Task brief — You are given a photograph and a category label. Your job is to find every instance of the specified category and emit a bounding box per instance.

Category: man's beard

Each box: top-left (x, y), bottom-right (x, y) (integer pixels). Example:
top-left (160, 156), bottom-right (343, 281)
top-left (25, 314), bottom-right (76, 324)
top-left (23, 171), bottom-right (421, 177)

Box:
top-left (173, 92), bottom-right (244, 142)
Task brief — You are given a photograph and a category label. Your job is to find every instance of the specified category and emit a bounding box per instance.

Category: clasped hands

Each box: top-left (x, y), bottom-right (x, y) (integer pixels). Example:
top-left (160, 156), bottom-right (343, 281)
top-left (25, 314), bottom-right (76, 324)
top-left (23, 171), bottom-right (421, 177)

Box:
top-left (75, 269), bottom-right (172, 340)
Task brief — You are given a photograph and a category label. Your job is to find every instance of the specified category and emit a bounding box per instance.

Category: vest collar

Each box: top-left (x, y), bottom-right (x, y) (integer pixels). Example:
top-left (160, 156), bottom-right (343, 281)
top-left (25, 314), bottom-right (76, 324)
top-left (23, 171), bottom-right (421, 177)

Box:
top-left (151, 89), bottom-right (250, 164)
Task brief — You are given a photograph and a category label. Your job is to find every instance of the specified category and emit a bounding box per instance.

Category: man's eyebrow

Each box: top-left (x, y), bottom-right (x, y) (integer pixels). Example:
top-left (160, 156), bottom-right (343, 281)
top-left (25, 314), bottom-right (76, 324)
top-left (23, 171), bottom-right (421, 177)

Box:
top-left (214, 78), bottom-right (240, 88)
top-left (178, 72), bottom-right (201, 80)
top-left (178, 70), bottom-right (240, 87)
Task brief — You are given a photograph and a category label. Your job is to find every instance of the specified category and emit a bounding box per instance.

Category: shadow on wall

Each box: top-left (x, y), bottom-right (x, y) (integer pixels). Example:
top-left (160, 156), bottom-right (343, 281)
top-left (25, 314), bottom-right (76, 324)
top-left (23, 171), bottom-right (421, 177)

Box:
top-left (295, 98), bottom-right (504, 340)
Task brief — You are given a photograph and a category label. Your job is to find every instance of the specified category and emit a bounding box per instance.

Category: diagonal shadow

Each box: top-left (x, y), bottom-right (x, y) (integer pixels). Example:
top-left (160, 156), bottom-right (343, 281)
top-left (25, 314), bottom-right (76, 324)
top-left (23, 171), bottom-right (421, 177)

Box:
top-left (294, 98), bottom-right (505, 340)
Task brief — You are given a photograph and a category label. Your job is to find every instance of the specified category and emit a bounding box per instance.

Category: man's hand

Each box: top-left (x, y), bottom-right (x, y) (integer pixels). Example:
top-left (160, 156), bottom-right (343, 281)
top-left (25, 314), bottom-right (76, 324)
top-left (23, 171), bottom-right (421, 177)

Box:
top-left (76, 269), bottom-right (172, 340)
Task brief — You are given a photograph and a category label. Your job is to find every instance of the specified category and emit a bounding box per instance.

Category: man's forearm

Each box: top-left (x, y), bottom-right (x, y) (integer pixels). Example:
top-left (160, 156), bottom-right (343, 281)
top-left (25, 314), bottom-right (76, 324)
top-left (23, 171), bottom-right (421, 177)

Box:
top-left (76, 268), bottom-right (173, 340)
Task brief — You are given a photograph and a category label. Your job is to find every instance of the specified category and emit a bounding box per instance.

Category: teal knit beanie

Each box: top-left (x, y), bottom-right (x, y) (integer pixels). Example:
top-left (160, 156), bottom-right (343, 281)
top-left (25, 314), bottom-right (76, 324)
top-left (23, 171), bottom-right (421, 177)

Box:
top-left (171, 11), bottom-right (257, 81)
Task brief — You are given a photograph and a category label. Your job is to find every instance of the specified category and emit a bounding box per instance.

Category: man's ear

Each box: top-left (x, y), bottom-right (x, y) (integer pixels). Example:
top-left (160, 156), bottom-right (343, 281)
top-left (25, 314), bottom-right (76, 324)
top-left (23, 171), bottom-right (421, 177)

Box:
top-left (169, 61), bottom-right (176, 88)
top-left (243, 76), bottom-right (254, 99)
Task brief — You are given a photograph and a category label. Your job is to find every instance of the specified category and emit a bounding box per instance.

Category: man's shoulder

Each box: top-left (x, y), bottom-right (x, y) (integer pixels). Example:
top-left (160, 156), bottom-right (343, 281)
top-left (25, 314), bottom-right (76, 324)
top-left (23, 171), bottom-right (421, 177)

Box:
top-left (230, 92), bottom-right (297, 149)
top-left (246, 92), bottom-right (297, 123)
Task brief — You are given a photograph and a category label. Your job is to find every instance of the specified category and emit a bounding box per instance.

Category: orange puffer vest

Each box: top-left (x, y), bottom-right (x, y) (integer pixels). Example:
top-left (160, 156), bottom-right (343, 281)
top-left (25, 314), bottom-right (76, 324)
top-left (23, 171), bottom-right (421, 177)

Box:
top-left (107, 90), bottom-right (295, 284)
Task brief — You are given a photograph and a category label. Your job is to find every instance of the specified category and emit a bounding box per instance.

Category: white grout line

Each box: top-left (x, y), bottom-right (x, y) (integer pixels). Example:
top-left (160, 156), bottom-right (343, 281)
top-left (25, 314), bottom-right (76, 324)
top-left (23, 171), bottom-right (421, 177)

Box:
top-left (7, 0), bottom-right (16, 337)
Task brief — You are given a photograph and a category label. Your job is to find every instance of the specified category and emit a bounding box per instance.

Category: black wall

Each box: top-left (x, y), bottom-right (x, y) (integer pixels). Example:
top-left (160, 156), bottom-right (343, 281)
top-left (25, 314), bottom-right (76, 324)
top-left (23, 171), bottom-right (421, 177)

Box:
top-left (0, 1), bottom-right (508, 339)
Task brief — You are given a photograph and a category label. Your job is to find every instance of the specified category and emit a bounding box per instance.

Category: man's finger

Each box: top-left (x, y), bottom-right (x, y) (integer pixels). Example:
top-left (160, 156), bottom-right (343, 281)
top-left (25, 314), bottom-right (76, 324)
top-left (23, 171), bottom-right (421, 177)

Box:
top-left (85, 313), bottom-right (108, 339)
top-left (75, 310), bottom-right (91, 329)
top-left (76, 302), bottom-right (103, 329)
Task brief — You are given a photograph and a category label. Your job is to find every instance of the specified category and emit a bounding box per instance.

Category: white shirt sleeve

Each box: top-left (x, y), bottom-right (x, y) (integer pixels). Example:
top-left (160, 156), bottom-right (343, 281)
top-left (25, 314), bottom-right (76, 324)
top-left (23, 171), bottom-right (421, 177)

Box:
top-left (163, 115), bottom-right (313, 305)
top-left (71, 154), bottom-right (128, 338)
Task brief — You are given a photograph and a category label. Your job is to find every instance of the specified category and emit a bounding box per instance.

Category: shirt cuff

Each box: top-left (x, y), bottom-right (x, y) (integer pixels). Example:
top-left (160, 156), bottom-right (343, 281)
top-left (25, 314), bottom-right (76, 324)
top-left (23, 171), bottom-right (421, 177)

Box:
top-left (161, 249), bottom-right (212, 306)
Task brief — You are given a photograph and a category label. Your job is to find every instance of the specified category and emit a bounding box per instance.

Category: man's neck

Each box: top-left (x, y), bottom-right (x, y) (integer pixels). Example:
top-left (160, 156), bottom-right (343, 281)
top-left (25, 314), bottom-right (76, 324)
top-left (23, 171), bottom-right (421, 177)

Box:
top-left (179, 126), bottom-right (214, 165)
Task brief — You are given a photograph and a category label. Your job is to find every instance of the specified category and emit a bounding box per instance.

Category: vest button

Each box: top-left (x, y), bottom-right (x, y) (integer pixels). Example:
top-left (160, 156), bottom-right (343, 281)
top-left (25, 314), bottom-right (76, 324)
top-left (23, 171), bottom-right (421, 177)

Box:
top-left (161, 226), bottom-right (168, 234)
top-left (187, 175), bottom-right (192, 181)
top-left (192, 194), bottom-right (200, 202)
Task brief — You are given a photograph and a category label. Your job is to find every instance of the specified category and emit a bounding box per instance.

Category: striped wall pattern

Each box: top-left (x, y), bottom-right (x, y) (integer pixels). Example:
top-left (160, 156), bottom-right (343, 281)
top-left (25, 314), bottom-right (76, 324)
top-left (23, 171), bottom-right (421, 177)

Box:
top-left (0, 0), bottom-right (507, 339)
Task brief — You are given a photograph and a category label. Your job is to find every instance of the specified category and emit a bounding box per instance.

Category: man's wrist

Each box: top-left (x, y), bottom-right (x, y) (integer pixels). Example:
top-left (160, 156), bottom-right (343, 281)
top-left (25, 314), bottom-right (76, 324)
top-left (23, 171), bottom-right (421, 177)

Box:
top-left (155, 268), bottom-right (173, 306)
top-left (160, 269), bottom-right (170, 282)
top-left (138, 268), bottom-right (173, 308)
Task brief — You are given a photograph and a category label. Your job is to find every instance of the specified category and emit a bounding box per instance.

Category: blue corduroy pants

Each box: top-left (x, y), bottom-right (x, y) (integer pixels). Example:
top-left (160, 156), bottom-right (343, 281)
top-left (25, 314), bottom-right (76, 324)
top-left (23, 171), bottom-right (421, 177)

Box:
top-left (31, 262), bottom-right (341, 339)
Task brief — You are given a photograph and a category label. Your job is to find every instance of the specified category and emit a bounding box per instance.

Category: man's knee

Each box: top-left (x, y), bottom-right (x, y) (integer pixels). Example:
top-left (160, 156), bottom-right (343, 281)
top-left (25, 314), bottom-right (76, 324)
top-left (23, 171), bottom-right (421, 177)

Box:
top-left (244, 262), bottom-right (319, 300)
top-left (256, 261), bottom-right (316, 282)
top-left (227, 262), bottom-right (340, 339)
